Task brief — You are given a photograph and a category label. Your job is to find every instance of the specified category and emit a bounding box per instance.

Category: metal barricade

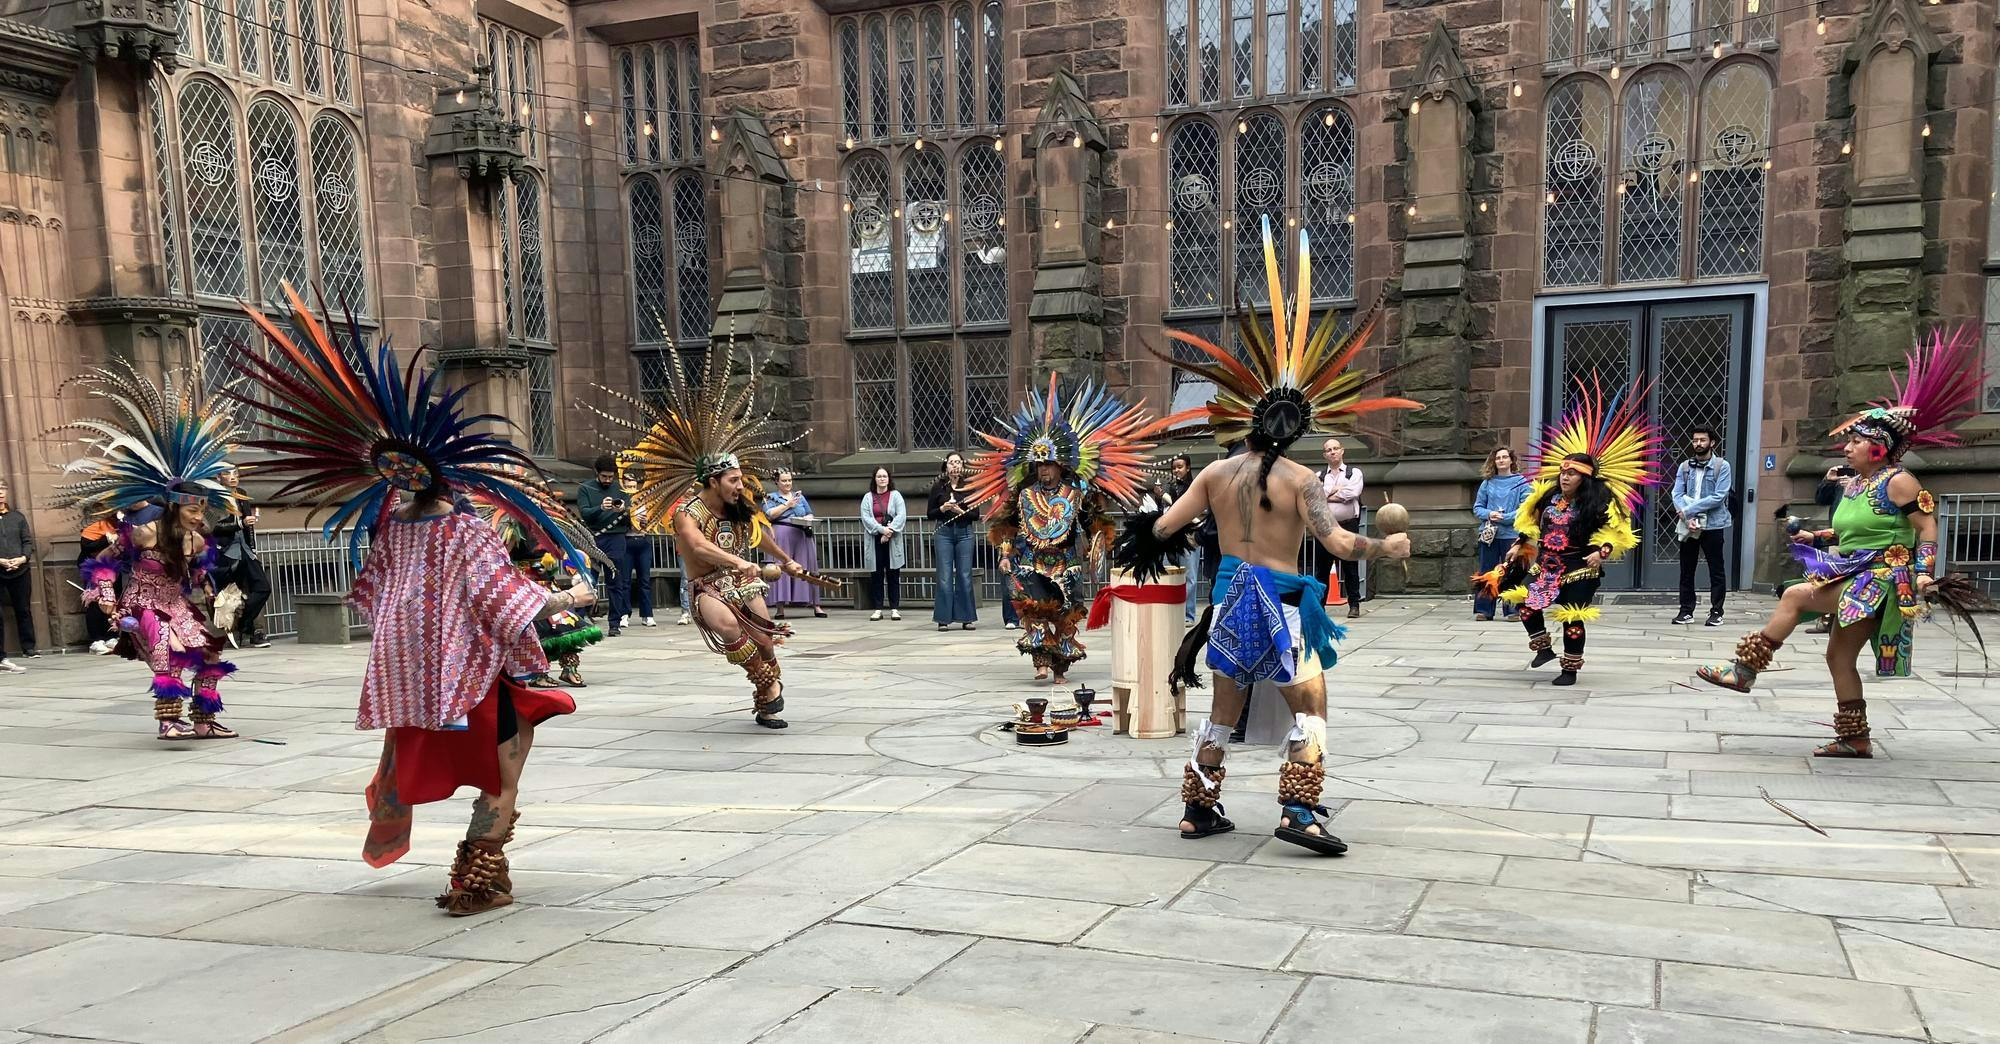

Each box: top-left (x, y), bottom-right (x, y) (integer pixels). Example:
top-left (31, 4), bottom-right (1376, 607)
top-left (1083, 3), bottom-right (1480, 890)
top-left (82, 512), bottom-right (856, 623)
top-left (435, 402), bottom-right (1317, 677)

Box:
top-left (1938, 493), bottom-right (2000, 599)
top-left (255, 529), bottom-right (370, 638)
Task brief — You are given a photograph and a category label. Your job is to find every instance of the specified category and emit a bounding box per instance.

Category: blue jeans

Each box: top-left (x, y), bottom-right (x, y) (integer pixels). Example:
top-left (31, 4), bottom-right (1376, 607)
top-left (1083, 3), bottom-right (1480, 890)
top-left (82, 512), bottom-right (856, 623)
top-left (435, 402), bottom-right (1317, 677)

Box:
top-left (1474, 537), bottom-right (1512, 618)
top-left (596, 533), bottom-right (630, 629)
top-left (933, 526), bottom-right (977, 625)
top-left (625, 537), bottom-right (654, 618)
top-left (1183, 546), bottom-right (1204, 622)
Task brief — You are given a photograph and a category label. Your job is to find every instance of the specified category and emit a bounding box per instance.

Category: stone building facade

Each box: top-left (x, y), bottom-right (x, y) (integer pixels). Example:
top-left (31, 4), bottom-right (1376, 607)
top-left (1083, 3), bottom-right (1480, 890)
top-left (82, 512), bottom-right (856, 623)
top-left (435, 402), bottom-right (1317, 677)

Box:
top-left (0, 0), bottom-right (1996, 642)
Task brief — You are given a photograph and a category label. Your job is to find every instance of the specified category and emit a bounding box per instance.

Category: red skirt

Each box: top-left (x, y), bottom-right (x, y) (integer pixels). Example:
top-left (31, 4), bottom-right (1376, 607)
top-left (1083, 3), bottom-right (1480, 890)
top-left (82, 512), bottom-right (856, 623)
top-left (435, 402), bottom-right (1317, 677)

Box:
top-left (362, 677), bottom-right (573, 868)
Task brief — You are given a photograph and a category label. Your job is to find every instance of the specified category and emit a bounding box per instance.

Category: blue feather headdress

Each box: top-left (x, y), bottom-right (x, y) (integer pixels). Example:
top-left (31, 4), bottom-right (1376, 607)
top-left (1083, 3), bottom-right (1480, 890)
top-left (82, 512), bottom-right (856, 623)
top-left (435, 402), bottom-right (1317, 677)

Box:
top-left (221, 285), bottom-right (601, 572)
top-left (47, 362), bottom-right (243, 521)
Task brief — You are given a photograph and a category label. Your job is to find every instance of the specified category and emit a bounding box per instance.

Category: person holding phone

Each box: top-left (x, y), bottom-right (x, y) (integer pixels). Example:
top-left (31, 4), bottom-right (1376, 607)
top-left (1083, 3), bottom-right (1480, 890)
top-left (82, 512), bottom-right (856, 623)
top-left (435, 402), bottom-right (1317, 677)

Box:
top-left (928, 453), bottom-right (979, 631)
top-left (578, 455), bottom-right (635, 636)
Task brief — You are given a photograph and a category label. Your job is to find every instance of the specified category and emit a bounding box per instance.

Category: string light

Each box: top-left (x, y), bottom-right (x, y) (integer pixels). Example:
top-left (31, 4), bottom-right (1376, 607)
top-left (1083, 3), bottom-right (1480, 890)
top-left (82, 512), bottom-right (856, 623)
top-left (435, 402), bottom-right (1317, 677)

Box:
top-left (1817, 14), bottom-right (1827, 34)
top-left (1071, 132), bottom-right (1083, 148)
top-left (943, 210), bottom-right (952, 223)
top-left (642, 120), bottom-right (654, 137)
top-left (1513, 82), bottom-right (1524, 98)
top-left (1287, 216), bottom-right (1297, 227)
top-left (1921, 122), bottom-right (1931, 137)
top-left (842, 200), bottom-right (851, 213)
top-left (1712, 40), bottom-right (1723, 59)
top-left (519, 101), bottom-right (530, 119)
top-left (913, 136), bottom-right (924, 150)
top-left (710, 124), bottom-right (721, 142)
top-left (782, 130), bottom-right (793, 147)
top-left (1222, 218), bottom-right (1232, 230)
top-left (992, 137), bottom-right (1004, 151)
top-left (1149, 126), bottom-right (1160, 143)
top-left (1747, 0), bottom-right (1758, 10)
top-left (1546, 191), bottom-right (1557, 204)
top-left (1841, 140), bottom-right (1851, 154)
top-left (1346, 212), bottom-right (1355, 223)
top-left (1478, 200), bottom-right (1489, 213)
top-left (1237, 118), bottom-right (1248, 134)
top-left (1106, 217), bottom-right (1115, 229)
top-left (1410, 99), bottom-right (1421, 114)
top-left (1617, 181), bottom-right (1628, 195)
top-left (997, 215), bottom-right (1006, 227)
top-left (1164, 218), bottom-right (1175, 231)
top-left (583, 111), bottom-right (594, 127)
top-left (893, 206), bottom-right (902, 218)
top-left (844, 135), bottom-right (856, 150)
top-left (1053, 215), bottom-right (1062, 229)
top-left (1323, 111), bottom-right (1334, 126)
top-left (1688, 170), bottom-right (1700, 183)
top-left (1609, 65), bottom-right (1620, 80)
top-left (1763, 159), bottom-right (1773, 170)
top-left (1405, 204), bottom-right (1417, 217)
top-left (455, 89), bottom-right (465, 103)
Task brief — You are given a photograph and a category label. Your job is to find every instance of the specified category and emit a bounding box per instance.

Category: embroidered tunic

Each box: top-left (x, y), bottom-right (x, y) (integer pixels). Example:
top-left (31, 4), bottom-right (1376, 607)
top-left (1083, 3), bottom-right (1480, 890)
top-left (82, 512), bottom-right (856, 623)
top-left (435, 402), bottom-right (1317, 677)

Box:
top-left (1793, 466), bottom-right (1933, 676)
top-left (346, 512), bottom-right (547, 730)
top-left (1504, 484), bottom-right (1638, 612)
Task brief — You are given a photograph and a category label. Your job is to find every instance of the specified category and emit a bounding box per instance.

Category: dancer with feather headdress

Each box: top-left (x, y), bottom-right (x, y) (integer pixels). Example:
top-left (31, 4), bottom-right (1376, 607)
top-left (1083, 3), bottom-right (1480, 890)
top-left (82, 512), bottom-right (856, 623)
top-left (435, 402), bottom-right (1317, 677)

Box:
top-left (52, 364), bottom-right (245, 740)
top-left (1113, 217), bottom-right (1419, 856)
top-left (1483, 378), bottom-right (1665, 687)
top-left (967, 375), bottom-right (1193, 687)
top-left (588, 335), bottom-right (828, 730)
top-left (221, 285), bottom-right (599, 916)
top-left (1696, 327), bottom-right (1991, 758)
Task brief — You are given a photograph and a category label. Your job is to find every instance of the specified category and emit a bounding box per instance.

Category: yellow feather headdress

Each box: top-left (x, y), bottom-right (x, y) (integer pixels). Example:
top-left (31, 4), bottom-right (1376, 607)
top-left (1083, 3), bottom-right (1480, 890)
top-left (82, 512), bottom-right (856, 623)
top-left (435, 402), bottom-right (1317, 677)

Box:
top-left (1522, 376), bottom-right (1665, 512)
top-left (1157, 216), bottom-right (1423, 448)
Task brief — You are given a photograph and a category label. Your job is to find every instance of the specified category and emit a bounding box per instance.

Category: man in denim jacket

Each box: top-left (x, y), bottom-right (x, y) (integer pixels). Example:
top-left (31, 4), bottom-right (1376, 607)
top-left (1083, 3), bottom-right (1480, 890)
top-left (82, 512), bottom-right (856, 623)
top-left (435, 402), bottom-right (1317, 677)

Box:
top-left (1672, 426), bottom-right (1732, 626)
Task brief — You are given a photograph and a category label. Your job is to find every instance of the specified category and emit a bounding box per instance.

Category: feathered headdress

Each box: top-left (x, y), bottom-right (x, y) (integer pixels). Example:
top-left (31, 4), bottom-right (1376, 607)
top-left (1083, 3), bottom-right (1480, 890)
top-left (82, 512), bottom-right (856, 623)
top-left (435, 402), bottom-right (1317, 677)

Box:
top-left (584, 331), bottom-right (801, 542)
top-left (46, 362), bottom-right (243, 522)
top-left (1522, 376), bottom-right (1666, 512)
top-left (1830, 325), bottom-right (1983, 460)
top-left (221, 285), bottom-right (600, 570)
top-left (963, 373), bottom-right (1197, 509)
top-left (1158, 216), bottom-right (1423, 449)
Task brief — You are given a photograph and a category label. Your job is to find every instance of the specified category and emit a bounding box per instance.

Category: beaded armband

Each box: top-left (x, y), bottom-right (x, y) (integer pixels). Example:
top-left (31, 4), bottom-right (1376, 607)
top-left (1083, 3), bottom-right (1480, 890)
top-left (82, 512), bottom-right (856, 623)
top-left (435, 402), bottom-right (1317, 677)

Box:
top-left (1916, 541), bottom-right (1938, 576)
top-left (1813, 529), bottom-right (1836, 548)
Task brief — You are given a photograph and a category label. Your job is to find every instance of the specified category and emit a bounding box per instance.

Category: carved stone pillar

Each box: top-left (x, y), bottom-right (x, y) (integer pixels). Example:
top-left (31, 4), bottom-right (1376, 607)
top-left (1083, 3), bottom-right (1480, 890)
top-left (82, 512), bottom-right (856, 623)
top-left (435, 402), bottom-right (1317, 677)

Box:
top-left (1026, 71), bottom-right (1109, 386)
top-left (1834, 0), bottom-right (1941, 412)
top-left (711, 108), bottom-right (808, 459)
top-left (1378, 23), bottom-right (1484, 595)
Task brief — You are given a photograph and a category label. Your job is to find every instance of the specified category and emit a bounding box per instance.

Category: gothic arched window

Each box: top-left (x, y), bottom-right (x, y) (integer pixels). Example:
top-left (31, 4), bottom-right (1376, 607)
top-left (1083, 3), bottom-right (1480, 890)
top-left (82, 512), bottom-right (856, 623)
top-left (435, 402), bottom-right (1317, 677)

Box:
top-left (1300, 104), bottom-right (1355, 301)
top-left (179, 79), bottom-right (248, 298)
top-left (247, 100), bottom-right (306, 305)
top-left (902, 148), bottom-right (951, 328)
top-left (1167, 118), bottom-right (1221, 312)
top-left (958, 143), bottom-right (1007, 325)
top-left (670, 172), bottom-right (710, 343)
top-left (308, 114), bottom-right (367, 315)
top-left (628, 177), bottom-right (670, 344)
top-left (1542, 77), bottom-right (1610, 287)
top-left (1233, 113), bottom-right (1288, 307)
top-left (1617, 68), bottom-right (1689, 283)
top-left (1695, 61), bottom-right (1771, 278)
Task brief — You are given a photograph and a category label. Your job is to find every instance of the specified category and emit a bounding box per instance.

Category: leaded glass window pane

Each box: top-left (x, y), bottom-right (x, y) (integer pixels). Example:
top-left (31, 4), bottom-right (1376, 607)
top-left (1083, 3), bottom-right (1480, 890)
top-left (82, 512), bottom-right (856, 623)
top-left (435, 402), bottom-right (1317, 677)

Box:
top-left (298, 0), bottom-right (323, 94)
top-left (237, 0), bottom-right (259, 75)
top-left (954, 6), bottom-right (977, 128)
top-left (896, 15), bottom-right (918, 136)
top-left (664, 44), bottom-right (685, 163)
top-left (1167, 0), bottom-right (1190, 106)
top-left (1168, 119), bottom-right (1221, 312)
top-left (1696, 62), bottom-right (1769, 277)
top-left (924, 9), bottom-right (946, 134)
top-left (1627, 0), bottom-right (1654, 56)
top-left (149, 84), bottom-right (183, 297)
top-left (1232, 113), bottom-right (1286, 306)
top-left (198, 311), bottom-right (256, 407)
top-left (1197, 0), bottom-right (1222, 102)
top-left (620, 50), bottom-right (638, 164)
top-left (179, 80), bottom-right (247, 297)
top-left (846, 153), bottom-right (894, 331)
top-left (868, 17), bottom-right (890, 140)
top-left (1667, 0), bottom-right (1693, 50)
top-left (309, 115), bottom-right (368, 315)
top-left (326, 0), bottom-right (352, 102)
top-left (903, 150), bottom-right (951, 327)
top-left (671, 173), bottom-right (710, 343)
top-left (644, 46), bottom-right (663, 163)
top-left (841, 22), bottom-right (862, 142)
top-left (248, 101), bottom-right (307, 304)
top-left (527, 352), bottom-right (555, 456)
top-left (636, 350), bottom-right (672, 408)
top-left (629, 178), bottom-right (669, 343)
top-left (964, 336), bottom-right (1010, 445)
top-left (204, 0), bottom-right (228, 66)
top-left (504, 35), bottom-right (520, 131)
top-left (1230, 0), bottom-right (1253, 97)
top-left (177, 0), bottom-right (194, 58)
top-left (1618, 70), bottom-right (1688, 282)
top-left (1747, 1), bottom-right (1775, 45)
top-left (983, 2), bottom-right (1003, 125)
top-left (497, 175), bottom-right (515, 337)
top-left (516, 176), bottom-right (549, 341)
top-left (1169, 318), bottom-right (1223, 414)
top-left (1700, 0), bottom-right (1729, 45)
top-left (521, 41), bottom-right (538, 158)
top-left (1301, 105), bottom-right (1355, 301)
top-left (1586, 0), bottom-right (1614, 61)
top-left (683, 41), bottom-right (703, 166)
top-left (1299, 0), bottom-right (1322, 92)
top-left (1331, 0), bottom-right (1357, 88)
top-left (268, 0), bottom-right (292, 84)
top-left (1543, 79), bottom-right (1610, 287)
top-left (909, 341), bottom-right (954, 449)
top-left (1265, 0), bottom-right (1288, 94)
top-left (959, 143), bottom-right (1007, 325)
top-left (854, 343), bottom-right (899, 449)
top-left (1548, 0), bottom-right (1575, 62)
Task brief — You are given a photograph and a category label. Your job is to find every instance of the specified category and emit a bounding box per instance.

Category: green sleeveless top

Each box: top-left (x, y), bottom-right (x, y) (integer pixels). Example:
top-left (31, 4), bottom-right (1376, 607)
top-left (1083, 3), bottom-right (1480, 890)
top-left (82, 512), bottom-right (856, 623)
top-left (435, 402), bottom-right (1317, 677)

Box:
top-left (1831, 468), bottom-right (1916, 552)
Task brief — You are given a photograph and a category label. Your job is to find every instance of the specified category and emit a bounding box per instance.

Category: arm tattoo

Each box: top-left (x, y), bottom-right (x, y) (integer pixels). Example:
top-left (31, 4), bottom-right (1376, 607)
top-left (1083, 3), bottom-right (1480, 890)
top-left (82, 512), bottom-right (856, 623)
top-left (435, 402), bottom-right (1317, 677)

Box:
top-left (1304, 480), bottom-right (1339, 541)
top-left (1236, 461), bottom-right (1258, 534)
top-left (1351, 534), bottom-right (1375, 561)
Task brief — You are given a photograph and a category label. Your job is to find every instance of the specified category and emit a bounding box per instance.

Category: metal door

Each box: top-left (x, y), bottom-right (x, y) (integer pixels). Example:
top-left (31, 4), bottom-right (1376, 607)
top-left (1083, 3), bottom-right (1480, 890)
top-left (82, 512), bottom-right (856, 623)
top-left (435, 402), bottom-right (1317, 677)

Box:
top-left (1545, 298), bottom-right (1752, 590)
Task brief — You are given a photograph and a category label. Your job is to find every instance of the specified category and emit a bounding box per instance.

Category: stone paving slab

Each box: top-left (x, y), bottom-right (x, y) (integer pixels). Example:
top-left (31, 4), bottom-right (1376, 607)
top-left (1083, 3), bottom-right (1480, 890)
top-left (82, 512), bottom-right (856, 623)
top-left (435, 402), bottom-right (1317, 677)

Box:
top-left (1, 597), bottom-right (1997, 1042)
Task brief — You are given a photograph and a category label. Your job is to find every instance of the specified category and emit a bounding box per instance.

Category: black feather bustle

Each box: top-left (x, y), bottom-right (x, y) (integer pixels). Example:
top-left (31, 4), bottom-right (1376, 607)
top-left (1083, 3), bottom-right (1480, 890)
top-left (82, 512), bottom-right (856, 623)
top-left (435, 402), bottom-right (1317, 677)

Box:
top-left (1112, 511), bottom-right (1198, 584)
top-left (1929, 573), bottom-right (1995, 655)
top-left (1171, 604), bottom-right (1214, 693)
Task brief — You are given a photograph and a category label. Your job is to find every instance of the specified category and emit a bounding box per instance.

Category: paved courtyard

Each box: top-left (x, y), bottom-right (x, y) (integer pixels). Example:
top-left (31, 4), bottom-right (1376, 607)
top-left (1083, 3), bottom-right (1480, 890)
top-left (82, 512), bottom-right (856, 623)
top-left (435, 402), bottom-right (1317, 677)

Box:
top-left (2, 596), bottom-right (1999, 1043)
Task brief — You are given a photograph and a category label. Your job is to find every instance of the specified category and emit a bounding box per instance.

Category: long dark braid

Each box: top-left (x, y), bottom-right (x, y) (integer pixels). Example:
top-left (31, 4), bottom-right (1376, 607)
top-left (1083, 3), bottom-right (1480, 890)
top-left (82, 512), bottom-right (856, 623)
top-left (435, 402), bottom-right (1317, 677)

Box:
top-left (1253, 442), bottom-right (1284, 510)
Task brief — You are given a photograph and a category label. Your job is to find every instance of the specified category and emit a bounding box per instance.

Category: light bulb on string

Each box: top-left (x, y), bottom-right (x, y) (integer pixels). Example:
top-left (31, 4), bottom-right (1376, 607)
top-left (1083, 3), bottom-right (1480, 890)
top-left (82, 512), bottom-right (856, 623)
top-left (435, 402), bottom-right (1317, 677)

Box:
top-left (1405, 204), bottom-right (1417, 217)
top-left (1747, 0), bottom-right (1758, 10)
top-left (1816, 15), bottom-right (1827, 34)
top-left (1689, 170), bottom-right (1700, 184)
top-left (842, 200), bottom-right (852, 213)
top-left (1411, 99), bottom-right (1421, 114)
top-left (710, 125), bottom-right (721, 142)
top-left (1346, 212), bottom-right (1355, 224)
top-left (1763, 159), bottom-right (1773, 170)
top-left (1712, 40), bottom-right (1723, 59)
top-left (844, 135), bottom-right (856, 150)
top-left (1222, 218), bottom-right (1232, 230)
top-left (782, 130), bottom-right (794, 147)
top-left (1106, 217), bottom-right (1115, 229)
top-left (1164, 218), bottom-right (1175, 231)
top-left (894, 206), bottom-right (902, 219)
top-left (944, 210), bottom-right (952, 223)
top-left (998, 215), bottom-right (1006, 227)
top-left (456, 89), bottom-right (465, 103)
top-left (1841, 140), bottom-right (1851, 154)
top-left (643, 120), bottom-right (654, 137)
top-left (1287, 216), bottom-right (1297, 227)
top-left (1546, 190), bottom-right (1557, 204)
top-left (1609, 64), bottom-right (1620, 80)
top-left (1054, 215), bottom-right (1062, 230)
top-left (1921, 122), bottom-right (1931, 137)
top-left (1071, 132), bottom-right (1083, 148)
top-left (1512, 81), bottom-right (1524, 97)
top-left (583, 111), bottom-right (594, 127)
top-left (992, 137), bottom-right (1004, 151)
top-left (1617, 181), bottom-right (1628, 195)
top-left (1323, 111), bottom-right (1334, 126)
top-left (914, 136), bottom-right (925, 150)
top-left (1237, 118), bottom-right (1247, 134)
top-left (1478, 200), bottom-right (1489, 213)
top-left (1149, 126), bottom-right (1160, 143)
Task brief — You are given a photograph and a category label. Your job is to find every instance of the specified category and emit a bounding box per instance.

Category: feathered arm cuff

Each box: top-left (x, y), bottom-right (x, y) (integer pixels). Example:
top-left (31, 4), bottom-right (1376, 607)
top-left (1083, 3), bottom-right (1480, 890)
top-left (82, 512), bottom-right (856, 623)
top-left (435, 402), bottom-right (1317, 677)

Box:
top-left (79, 554), bottom-right (123, 602)
top-left (1591, 507), bottom-right (1640, 560)
top-left (1513, 487), bottom-right (1547, 541)
top-left (1112, 510), bottom-right (1198, 584)
top-left (191, 539), bottom-right (221, 585)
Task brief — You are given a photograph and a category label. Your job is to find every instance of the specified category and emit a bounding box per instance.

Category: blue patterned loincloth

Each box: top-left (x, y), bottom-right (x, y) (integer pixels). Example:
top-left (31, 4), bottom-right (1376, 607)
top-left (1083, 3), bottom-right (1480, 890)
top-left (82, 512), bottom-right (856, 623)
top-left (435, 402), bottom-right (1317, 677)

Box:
top-left (1205, 557), bottom-right (1346, 688)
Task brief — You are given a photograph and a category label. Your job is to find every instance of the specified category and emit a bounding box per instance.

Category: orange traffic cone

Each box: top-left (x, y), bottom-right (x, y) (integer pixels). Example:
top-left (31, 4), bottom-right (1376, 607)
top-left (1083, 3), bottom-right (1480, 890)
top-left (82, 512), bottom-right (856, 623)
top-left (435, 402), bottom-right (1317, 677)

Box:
top-left (1324, 561), bottom-right (1347, 607)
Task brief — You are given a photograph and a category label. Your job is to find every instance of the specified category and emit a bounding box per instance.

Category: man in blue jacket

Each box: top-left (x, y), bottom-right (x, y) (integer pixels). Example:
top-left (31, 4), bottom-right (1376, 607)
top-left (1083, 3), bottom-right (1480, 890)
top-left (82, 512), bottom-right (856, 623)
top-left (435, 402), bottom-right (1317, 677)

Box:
top-left (1671, 426), bottom-right (1732, 626)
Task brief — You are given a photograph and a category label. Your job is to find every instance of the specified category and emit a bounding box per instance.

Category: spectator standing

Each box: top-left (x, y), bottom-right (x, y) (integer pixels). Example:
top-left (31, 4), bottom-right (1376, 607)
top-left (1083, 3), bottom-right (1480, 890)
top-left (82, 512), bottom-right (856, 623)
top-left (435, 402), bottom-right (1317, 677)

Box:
top-left (0, 482), bottom-right (36, 663)
top-left (1471, 447), bottom-right (1531, 620)
top-left (578, 455), bottom-right (634, 636)
top-left (928, 453), bottom-right (979, 631)
top-left (621, 464), bottom-right (657, 627)
top-left (859, 467), bottom-right (906, 621)
top-left (1671, 426), bottom-right (1733, 626)
top-left (210, 464), bottom-right (272, 647)
top-left (1317, 438), bottom-right (1365, 619)
top-left (1160, 454), bottom-right (1204, 622)
top-left (762, 468), bottom-right (827, 620)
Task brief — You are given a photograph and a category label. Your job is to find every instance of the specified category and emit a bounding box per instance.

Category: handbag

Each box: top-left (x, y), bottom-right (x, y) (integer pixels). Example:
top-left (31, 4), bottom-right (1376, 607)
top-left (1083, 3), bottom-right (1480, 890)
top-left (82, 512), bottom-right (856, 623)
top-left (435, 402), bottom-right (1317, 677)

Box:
top-left (1478, 522), bottom-right (1498, 545)
top-left (212, 584), bottom-right (245, 632)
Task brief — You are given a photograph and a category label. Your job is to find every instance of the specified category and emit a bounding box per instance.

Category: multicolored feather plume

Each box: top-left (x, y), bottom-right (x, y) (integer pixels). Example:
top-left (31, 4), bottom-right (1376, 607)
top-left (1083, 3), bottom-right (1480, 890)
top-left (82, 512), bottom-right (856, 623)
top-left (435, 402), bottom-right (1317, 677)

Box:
top-left (1830, 324), bottom-right (1984, 454)
top-left (46, 362), bottom-right (242, 519)
top-left (1522, 375), bottom-right (1666, 513)
top-left (963, 372), bottom-right (1200, 511)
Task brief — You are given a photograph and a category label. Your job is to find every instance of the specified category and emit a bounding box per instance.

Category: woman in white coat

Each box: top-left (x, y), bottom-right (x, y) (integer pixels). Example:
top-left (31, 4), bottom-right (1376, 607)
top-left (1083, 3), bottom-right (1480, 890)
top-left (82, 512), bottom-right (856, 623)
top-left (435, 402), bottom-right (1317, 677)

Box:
top-left (859, 467), bottom-right (907, 621)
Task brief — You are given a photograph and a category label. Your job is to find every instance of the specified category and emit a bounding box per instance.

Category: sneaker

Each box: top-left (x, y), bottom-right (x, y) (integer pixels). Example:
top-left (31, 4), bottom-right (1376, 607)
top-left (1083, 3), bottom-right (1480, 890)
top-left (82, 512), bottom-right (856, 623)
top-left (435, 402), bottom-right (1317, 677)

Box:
top-left (0, 658), bottom-right (23, 674)
top-left (616, 616), bottom-right (629, 630)
top-left (251, 631), bottom-right (272, 648)
top-left (870, 610), bottom-right (883, 622)
top-left (21, 649), bottom-right (37, 659)
top-left (678, 612), bottom-right (692, 626)
top-left (1672, 612), bottom-right (1695, 625)
top-left (1705, 612), bottom-right (1724, 627)
top-left (890, 610), bottom-right (902, 621)
top-left (641, 617), bottom-right (657, 627)
top-left (1005, 622), bottom-right (1019, 630)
